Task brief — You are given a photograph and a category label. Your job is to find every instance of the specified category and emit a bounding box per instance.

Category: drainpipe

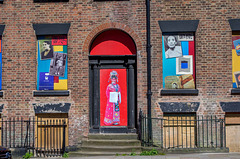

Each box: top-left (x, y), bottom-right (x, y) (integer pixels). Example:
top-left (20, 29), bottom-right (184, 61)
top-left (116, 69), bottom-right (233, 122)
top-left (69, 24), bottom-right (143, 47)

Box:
top-left (146, 0), bottom-right (152, 144)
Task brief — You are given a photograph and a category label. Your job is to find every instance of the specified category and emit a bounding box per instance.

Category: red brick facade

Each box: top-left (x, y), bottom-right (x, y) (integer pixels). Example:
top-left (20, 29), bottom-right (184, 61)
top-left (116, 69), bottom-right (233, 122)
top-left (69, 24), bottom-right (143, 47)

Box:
top-left (0, 0), bottom-right (239, 147)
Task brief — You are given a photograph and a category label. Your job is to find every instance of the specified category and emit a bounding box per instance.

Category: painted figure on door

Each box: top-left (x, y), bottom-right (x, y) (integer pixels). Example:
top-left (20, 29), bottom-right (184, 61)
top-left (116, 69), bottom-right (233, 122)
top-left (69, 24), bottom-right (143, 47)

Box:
top-left (104, 70), bottom-right (122, 126)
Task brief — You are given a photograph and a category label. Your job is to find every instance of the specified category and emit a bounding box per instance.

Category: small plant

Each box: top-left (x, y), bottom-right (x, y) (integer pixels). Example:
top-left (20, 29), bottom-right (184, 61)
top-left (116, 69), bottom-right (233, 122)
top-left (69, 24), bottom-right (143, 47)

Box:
top-left (22, 152), bottom-right (33, 159)
top-left (129, 152), bottom-right (137, 156)
top-left (116, 153), bottom-right (120, 156)
top-left (140, 148), bottom-right (159, 156)
top-left (122, 154), bottom-right (127, 156)
top-left (63, 152), bottom-right (69, 158)
top-left (159, 152), bottom-right (166, 155)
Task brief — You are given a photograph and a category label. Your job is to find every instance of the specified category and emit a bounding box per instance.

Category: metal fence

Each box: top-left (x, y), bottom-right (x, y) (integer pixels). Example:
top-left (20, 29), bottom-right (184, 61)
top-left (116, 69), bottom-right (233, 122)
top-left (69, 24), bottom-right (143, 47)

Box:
top-left (0, 117), bottom-right (67, 157)
top-left (139, 111), bottom-right (226, 149)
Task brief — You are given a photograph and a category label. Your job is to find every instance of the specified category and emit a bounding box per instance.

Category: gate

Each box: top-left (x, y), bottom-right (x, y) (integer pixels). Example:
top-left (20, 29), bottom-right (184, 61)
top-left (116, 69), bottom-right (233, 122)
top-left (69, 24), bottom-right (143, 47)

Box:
top-left (139, 111), bottom-right (226, 149)
top-left (0, 117), bottom-right (67, 157)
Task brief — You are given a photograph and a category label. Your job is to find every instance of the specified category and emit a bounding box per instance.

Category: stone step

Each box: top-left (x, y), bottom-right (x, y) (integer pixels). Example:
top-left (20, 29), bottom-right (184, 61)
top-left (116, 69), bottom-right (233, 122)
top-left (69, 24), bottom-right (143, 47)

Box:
top-left (88, 133), bottom-right (138, 140)
top-left (82, 139), bottom-right (141, 147)
top-left (69, 151), bottom-right (140, 157)
top-left (80, 145), bottom-right (141, 153)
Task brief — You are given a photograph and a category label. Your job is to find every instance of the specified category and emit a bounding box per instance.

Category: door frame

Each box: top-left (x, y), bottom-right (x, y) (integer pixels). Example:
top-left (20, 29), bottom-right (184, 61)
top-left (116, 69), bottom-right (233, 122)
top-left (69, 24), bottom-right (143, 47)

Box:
top-left (89, 55), bottom-right (137, 133)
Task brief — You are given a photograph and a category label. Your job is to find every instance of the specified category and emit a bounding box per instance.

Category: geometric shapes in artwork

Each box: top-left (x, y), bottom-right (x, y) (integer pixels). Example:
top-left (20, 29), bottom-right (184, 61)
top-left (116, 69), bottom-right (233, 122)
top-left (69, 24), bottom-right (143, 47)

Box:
top-left (178, 33), bottom-right (194, 41)
top-left (165, 76), bottom-right (182, 89)
top-left (53, 46), bottom-right (63, 52)
top-left (176, 55), bottom-right (193, 75)
top-left (233, 39), bottom-right (240, 56)
top-left (165, 74), bottom-right (195, 89)
top-left (181, 61), bottom-right (188, 69)
top-left (181, 74), bottom-right (195, 89)
top-left (52, 35), bottom-right (67, 45)
top-left (49, 52), bottom-right (67, 77)
top-left (63, 45), bottom-right (67, 54)
top-left (39, 72), bottom-right (54, 90)
top-left (234, 71), bottom-right (240, 88)
top-left (54, 76), bottom-right (59, 83)
top-left (54, 79), bottom-right (67, 90)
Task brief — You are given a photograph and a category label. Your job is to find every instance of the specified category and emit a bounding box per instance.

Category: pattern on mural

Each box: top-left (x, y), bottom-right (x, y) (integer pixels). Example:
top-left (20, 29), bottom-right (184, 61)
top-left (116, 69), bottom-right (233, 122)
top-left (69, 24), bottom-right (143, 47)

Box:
top-left (37, 35), bottom-right (68, 90)
top-left (162, 33), bottom-right (195, 89)
top-left (232, 35), bottom-right (240, 88)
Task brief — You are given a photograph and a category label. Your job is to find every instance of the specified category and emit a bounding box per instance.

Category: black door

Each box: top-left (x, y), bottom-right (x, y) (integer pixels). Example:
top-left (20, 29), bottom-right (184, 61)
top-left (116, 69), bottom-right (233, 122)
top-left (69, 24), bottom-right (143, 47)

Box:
top-left (89, 55), bottom-right (137, 133)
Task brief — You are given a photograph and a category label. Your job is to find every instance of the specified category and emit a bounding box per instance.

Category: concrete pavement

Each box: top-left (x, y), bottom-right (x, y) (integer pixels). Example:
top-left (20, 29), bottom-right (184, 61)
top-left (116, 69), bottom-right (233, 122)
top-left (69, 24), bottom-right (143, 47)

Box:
top-left (62, 153), bottom-right (240, 159)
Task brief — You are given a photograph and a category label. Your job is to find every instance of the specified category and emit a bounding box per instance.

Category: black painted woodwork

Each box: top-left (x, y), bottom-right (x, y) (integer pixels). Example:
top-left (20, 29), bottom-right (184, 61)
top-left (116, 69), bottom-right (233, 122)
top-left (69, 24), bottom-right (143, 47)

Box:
top-left (0, 0), bottom-right (3, 4)
top-left (33, 90), bottom-right (69, 96)
top-left (33, 23), bottom-right (70, 35)
top-left (220, 102), bottom-right (240, 112)
top-left (89, 55), bottom-right (137, 133)
top-left (158, 20), bottom-right (199, 33)
top-left (231, 89), bottom-right (240, 95)
top-left (0, 104), bottom-right (4, 113)
top-left (33, 103), bottom-right (71, 113)
top-left (0, 25), bottom-right (5, 35)
top-left (159, 102), bottom-right (200, 113)
top-left (229, 19), bottom-right (240, 31)
top-left (161, 89), bottom-right (199, 96)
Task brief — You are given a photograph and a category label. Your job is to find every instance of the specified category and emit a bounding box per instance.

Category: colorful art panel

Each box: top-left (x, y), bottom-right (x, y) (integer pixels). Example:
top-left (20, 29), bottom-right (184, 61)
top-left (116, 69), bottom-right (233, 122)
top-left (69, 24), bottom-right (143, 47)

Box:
top-left (232, 35), bottom-right (240, 88)
top-left (0, 37), bottom-right (2, 90)
top-left (162, 33), bottom-right (195, 89)
top-left (37, 35), bottom-right (68, 90)
top-left (100, 69), bottom-right (128, 127)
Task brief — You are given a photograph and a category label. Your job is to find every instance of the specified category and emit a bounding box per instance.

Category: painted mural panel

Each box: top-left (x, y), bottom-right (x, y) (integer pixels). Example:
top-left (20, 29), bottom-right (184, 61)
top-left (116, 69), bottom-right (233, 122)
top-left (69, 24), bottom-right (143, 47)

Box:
top-left (162, 33), bottom-right (195, 89)
top-left (100, 69), bottom-right (128, 126)
top-left (0, 37), bottom-right (2, 90)
top-left (232, 34), bottom-right (240, 88)
top-left (37, 35), bottom-right (68, 90)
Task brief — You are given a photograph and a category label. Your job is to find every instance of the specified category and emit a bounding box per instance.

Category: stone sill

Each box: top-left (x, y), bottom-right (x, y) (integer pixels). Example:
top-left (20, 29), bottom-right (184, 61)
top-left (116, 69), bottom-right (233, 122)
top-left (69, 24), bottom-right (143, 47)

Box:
top-left (231, 89), bottom-right (240, 95)
top-left (33, 90), bottom-right (69, 96)
top-left (161, 89), bottom-right (199, 96)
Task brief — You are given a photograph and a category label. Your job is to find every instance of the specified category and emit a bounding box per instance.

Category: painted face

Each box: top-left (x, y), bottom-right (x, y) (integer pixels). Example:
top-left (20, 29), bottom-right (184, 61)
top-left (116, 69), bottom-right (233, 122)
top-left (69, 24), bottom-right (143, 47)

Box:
top-left (43, 42), bottom-right (50, 50)
top-left (111, 77), bottom-right (117, 84)
top-left (167, 36), bottom-right (177, 49)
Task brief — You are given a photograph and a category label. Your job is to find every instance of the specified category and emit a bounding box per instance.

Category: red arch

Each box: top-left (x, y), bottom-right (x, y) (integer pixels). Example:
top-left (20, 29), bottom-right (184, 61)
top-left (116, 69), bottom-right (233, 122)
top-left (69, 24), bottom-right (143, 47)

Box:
top-left (90, 30), bottom-right (136, 55)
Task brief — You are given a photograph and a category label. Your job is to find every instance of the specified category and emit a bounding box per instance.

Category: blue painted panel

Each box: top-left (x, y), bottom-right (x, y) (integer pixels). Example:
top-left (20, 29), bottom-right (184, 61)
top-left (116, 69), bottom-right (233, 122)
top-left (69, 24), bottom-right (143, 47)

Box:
top-left (233, 83), bottom-right (237, 88)
top-left (181, 41), bottom-right (189, 56)
top-left (162, 36), bottom-right (176, 88)
top-left (39, 72), bottom-right (54, 90)
top-left (181, 61), bottom-right (188, 69)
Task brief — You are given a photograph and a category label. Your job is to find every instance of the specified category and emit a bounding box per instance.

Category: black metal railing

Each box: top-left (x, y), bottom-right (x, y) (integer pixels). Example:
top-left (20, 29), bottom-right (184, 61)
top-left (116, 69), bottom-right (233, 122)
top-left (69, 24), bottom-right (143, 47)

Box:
top-left (139, 111), bottom-right (226, 149)
top-left (0, 117), bottom-right (67, 157)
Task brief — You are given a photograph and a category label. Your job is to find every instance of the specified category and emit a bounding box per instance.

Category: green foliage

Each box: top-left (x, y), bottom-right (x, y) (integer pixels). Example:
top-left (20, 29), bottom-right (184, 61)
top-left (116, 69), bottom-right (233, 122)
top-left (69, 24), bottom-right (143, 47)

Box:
top-left (122, 154), bottom-right (127, 156)
top-left (140, 149), bottom-right (159, 156)
top-left (63, 152), bottom-right (69, 158)
top-left (22, 152), bottom-right (33, 159)
top-left (129, 152), bottom-right (137, 156)
top-left (116, 153), bottom-right (120, 156)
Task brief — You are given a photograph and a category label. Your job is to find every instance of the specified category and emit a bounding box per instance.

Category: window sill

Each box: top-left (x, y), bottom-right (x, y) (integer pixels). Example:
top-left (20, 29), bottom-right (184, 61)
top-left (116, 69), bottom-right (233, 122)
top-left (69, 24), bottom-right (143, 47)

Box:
top-left (231, 89), bottom-right (240, 95)
top-left (161, 89), bottom-right (199, 96)
top-left (33, 90), bottom-right (69, 96)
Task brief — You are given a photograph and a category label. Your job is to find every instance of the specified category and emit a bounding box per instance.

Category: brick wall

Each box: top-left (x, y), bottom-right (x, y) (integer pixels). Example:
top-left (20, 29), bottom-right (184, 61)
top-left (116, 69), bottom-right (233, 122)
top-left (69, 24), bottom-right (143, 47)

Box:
top-left (0, 0), bottom-right (239, 146)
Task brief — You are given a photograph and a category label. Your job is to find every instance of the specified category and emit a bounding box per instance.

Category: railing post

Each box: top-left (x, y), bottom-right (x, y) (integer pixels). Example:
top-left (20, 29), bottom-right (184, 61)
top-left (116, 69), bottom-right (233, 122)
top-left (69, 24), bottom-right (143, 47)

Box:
top-left (138, 109), bottom-right (143, 145)
top-left (62, 120), bottom-right (66, 156)
top-left (220, 119), bottom-right (223, 148)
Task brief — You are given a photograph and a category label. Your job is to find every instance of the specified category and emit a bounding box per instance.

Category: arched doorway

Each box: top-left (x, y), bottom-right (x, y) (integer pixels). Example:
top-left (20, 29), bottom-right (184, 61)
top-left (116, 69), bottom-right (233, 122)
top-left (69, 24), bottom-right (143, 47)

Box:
top-left (89, 29), bottom-right (137, 133)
